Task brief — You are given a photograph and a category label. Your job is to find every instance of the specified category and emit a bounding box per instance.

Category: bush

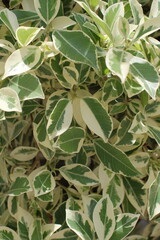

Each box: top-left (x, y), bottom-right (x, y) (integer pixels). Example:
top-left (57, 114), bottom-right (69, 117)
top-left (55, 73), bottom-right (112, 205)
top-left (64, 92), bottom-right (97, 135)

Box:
top-left (0, 0), bottom-right (160, 239)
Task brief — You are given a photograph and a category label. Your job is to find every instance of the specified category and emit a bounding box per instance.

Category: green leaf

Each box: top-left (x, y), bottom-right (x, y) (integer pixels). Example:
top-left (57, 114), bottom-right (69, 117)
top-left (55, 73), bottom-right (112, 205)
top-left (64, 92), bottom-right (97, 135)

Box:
top-left (123, 177), bottom-right (147, 214)
top-left (148, 172), bottom-right (160, 219)
top-left (0, 226), bottom-right (20, 240)
top-left (10, 146), bottom-right (39, 161)
top-left (33, 170), bottom-right (56, 196)
top-left (104, 2), bottom-right (124, 31)
top-left (132, 16), bottom-right (160, 42)
top-left (145, 100), bottom-right (160, 117)
top-left (116, 117), bottom-right (134, 146)
top-left (147, 125), bottom-right (160, 146)
top-left (30, 219), bottom-right (43, 240)
top-left (80, 97), bottom-right (112, 142)
top-left (8, 74), bottom-right (44, 101)
top-left (57, 127), bottom-right (85, 153)
top-left (8, 176), bottom-right (32, 196)
top-left (66, 209), bottom-right (95, 240)
top-left (16, 26), bottom-right (42, 46)
top-left (129, 0), bottom-right (144, 25)
top-left (129, 112), bottom-right (147, 134)
top-left (93, 196), bottom-right (115, 240)
top-left (129, 56), bottom-right (159, 99)
top-left (110, 213), bottom-right (139, 240)
top-left (59, 164), bottom-right (99, 186)
top-left (0, 87), bottom-right (21, 112)
top-left (47, 98), bottom-right (73, 139)
top-left (105, 175), bottom-right (125, 209)
top-left (102, 77), bottom-right (123, 103)
top-left (106, 48), bottom-right (132, 83)
top-left (10, 120), bottom-right (27, 141)
top-left (2, 46), bottom-right (44, 79)
top-left (13, 9), bottom-right (40, 24)
top-left (34, 0), bottom-right (60, 24)
top-left (51, 228), bottom-right (78, 240)
top-left (0, 8), bottom-right (19, 38)
top-left (94, 139), bottom-right (140, 177)
top-left (52, 30), bottom-right (98, 70)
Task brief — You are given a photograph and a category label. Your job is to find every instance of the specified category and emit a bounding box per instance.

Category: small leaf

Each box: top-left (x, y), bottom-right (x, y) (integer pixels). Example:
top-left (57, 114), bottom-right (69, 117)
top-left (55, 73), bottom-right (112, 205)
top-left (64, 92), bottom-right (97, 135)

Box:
top-left (16, 26), bottom-right (42, 46)
top-left (52, 30), bottom-right (98, 70)
top-left (34, 0), bottom-right (60, 24)
top-left (2, 46), bottom-right (43, 79)
top-left (66, 209), bottom-right (95, 240)
top-left (93, 196), bottom-right (115, 240)
top-left (8, 176), bottom-right (32, 196)
top-left (10, 146), bottom-right (39, 161)
top-left (94, 139), bottom-right (140, 177)
top-left (57, 127), bottom-right (85, 153)
top-left (8, 74), bottom-right (44, 101)
top-left (0, 226), bottom-right (20, 240)
top-left (129, 56), bottom-right (159, 99)
top-left (33, 170), bottom-right (56, 196)
top-left (47, 98), bottom-right (73, 139)
top-left (0, 87), bottom-right (21, 112)
top-left (59, 164), bottom-right (99, 186)
top-left (110, 213), bottom-right (139, 240)
top-left (0, 9), bottom-right (19, 38)
top-left (148, 172), bottom-right (160, 219)
top-left (80, 97), bottom-right (112, 142)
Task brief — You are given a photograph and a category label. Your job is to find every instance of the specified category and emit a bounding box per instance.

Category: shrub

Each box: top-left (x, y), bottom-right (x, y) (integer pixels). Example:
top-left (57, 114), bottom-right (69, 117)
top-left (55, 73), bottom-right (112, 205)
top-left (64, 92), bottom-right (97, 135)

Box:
top-left (0, 0), bottom-right (160, 239)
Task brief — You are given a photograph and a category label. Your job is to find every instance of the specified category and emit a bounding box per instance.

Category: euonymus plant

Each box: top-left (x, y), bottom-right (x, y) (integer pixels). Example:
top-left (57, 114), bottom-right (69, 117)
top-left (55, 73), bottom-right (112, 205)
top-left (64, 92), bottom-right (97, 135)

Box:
top-left (0, 0), bottom-right (160, 239)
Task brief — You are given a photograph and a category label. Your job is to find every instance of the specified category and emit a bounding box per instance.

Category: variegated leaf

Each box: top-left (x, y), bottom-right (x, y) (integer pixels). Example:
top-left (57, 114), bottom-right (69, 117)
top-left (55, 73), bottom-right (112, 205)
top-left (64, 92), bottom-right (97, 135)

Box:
top-left (34, 0), bottom-right (60, 24)
top-left (66, 209), bottom-right (95, 240)
top-left (149, 0), bottom-right (160, 18)
top-left (59, 164), bottom-right (99, 186)
top-left (129, 0), bottom-right (144, 25)
top-left (29, 219), bottom-right (43, 240)
top-left (50, 228), bottom-right (78, 240)
top-left (0, 87), bottom-right (21, 112)
top-left (10, 146), bottom-right (39, 161)
top-left (8, 176), bottom-right (32, 196)
top-left (93, 196), bottom-right (115, 240)
top-left (0, 226), bottom-right (20, 240)
top-left (110, 213), bottom-right (139, 240)
top-left (52, 30), bottom-right (98, 70)
top-left (47, 98), bottom-right (73, 140)
top-left (16, 26), bottom-right (42, 46)
top-left (94, 139), bottom-right (140, 177)
top-left (2, 46), bottom-right (44, 79)
top-left (80, 97), bottom-right (112, 142)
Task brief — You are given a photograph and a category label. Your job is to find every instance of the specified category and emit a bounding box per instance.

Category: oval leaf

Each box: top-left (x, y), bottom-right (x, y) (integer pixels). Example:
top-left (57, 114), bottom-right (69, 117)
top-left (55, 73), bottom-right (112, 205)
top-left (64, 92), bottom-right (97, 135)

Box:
top-left (80, 97), bottom-right (112, 142)
top-left (59, 164), bottom-right (99, 186)
top-left (0, 226), bottom-right (20, 240)
top-left (0, 87), bottom-right (21, 112)
top-left (94, 139), bottom-right (140, 177)
top-left (47, 98), bottom-right (73, 140)
top-left (52, 30), bottom-right (98, 70)
top-left (8, 176), bottom-right (32, 196)
top-left (16, 26), bottom-right (42, 46)
top-left (10, 146), bottom-right (39, 161)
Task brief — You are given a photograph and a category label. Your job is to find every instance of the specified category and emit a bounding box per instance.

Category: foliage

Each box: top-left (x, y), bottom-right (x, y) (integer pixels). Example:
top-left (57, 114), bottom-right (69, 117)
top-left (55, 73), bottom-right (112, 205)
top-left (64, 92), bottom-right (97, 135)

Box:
top-left (0, 0), bottom-right (160, 239)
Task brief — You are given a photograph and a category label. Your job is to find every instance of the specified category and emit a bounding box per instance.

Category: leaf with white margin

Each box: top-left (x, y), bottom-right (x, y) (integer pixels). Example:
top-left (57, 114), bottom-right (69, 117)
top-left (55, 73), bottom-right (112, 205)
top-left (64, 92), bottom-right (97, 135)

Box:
top-left (116, 117), bottom-right (134, 146)
top-left (80, 97), bottom-right (112, 142)
top-left (8, 176), bottom-right (32, 196)
top-left (98, 163), bottom-right (115, 190)
top-left (132, 16), bottom-right (160, 42)
top-left (148, 172), bottom-right (160, 219)
top-left (106, 49), bottom-right (132, 83)
top-left (59, 164), bottom-right (99, 186)
top-left (149, 0), bottom-right (160, 18)
top-left (145, 100), bottom-right (160, 117)
top-left (66, 209), bottom-right (95, 240)
top-left (82, 195), bottom-right (97, 221)
top-left (123, 177), bottom-right (147, 214)
top-left (52, 16), bottom-right (76, 30)
top-left (105, 175), bottom-right (125, 209)
top-left (42, 224), bottom-right (61, 240)
top-left (52, 30), bottom-right (98, 70)
top-left (129, 56), bottom-right (159, 99)
top-left (33, 170), bottom-right (56, 196)
top-left (16, 26), bottom-right (42, 46)
top-left (0, 87), bottom-right (21, 112)
top-left (104, 2), bottom-right (124, 31)
top-left (57, 127), bottom-right (85, 153)
top-left (10, 146), bottom-right (39, 161)
top-left (0, 9), bottom-right (19, 38)
top-left (93, 196), bottom-right (115, 240)
top-left (129, 112), bottom-right (148, 134)
top-left (47, 98), bottom-right (73, 140)
top-left (143, 167), bottom-right (157, 189)
top-left (8, 74), bottom-right (44, 101)
top-left (50, 228), bottom-right (78, 240)
top-left (129, 0), bottom-right (144, 25)
top-left (2, 46), bottom-right (44, 79)
top-left (29, 219), bottom-right (43, 240)
top-left (147, 125), bottom-right (160, 145)
top-left (94, 139), bottom-right (140, 177)
top-left (34, 0), bottom-right (60, 24)
top-left (110, 213), bottom-right (139, 240)
top-left (125, 236), bottom-right (147, 240)
top-left (0, 226), bottom-right (20, 240)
